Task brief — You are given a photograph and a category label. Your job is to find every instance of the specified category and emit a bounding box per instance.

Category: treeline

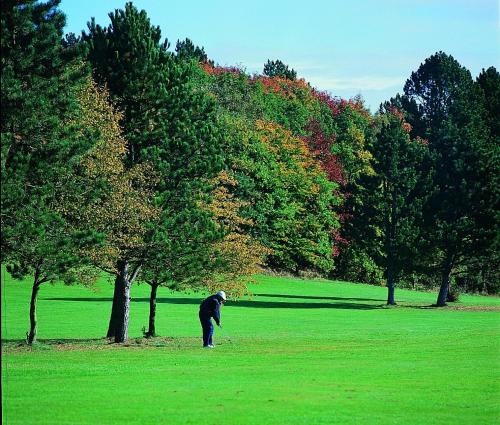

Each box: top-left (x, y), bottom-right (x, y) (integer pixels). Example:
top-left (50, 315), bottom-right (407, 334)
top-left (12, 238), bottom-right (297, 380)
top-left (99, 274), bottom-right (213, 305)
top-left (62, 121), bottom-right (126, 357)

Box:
top-left (1, 1), bottom-right (498, 344)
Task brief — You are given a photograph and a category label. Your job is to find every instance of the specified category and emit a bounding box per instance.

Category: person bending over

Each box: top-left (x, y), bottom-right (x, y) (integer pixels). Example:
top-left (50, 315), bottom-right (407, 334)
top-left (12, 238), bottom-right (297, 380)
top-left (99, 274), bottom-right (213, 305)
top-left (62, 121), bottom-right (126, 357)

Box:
top-left (198, 291), bottom-right (226, 348)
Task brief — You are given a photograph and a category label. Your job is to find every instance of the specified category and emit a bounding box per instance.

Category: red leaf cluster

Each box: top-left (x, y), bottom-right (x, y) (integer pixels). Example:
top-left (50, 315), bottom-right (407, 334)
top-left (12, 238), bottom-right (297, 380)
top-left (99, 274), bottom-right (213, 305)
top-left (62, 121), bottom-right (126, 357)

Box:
top-left (331, 230), bottom-right (350, 257)
top-left (311, 89), bottom-right (341, 116)
top-left (249, 75), bottom-right (310, 97)
top-left (311, 89), bottom-right (369, 118)
top-left (303, 119), bottom-right (346, 186)
top-left (200, 62), bottom-right (242, 76)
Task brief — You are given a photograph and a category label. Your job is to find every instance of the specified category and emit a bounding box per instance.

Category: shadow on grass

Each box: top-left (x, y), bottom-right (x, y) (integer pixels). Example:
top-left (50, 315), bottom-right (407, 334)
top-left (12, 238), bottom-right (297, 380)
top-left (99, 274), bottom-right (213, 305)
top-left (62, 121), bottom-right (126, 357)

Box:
top-left (43, 297), bottom-right (382, 310)
top-left (254, 293), bottom-right (385, 302)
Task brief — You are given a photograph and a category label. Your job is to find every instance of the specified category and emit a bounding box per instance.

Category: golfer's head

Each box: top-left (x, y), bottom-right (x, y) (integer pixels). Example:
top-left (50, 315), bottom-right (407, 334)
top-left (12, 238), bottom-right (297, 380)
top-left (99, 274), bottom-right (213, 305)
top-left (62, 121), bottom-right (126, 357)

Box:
top-left (216, 290), bottom-right (227, 303)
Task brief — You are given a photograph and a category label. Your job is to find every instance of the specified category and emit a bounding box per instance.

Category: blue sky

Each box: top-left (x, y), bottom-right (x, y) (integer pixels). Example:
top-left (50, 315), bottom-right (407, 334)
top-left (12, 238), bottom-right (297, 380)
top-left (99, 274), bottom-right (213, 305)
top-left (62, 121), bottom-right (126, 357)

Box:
top-left (61, 0), bottom-right (499, 111)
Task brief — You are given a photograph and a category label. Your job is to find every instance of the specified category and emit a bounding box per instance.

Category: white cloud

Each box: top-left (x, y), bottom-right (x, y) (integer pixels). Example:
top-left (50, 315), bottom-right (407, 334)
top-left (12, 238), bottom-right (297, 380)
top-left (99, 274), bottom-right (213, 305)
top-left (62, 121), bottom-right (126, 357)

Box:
top-left (306, 75), bottom-right (405, 91)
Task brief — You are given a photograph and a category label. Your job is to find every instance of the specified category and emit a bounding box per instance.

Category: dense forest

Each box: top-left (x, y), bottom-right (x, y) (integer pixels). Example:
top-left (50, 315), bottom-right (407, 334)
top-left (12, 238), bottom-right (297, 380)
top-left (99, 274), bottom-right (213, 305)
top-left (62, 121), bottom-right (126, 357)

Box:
top-left (2, 1), bottom-right (498, 344)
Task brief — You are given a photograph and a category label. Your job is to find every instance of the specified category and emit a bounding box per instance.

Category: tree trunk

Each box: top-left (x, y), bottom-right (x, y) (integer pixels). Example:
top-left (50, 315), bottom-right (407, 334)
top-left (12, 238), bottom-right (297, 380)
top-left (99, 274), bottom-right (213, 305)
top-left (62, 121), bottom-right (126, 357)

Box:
top-left (106, 260), bottom-right (141, 342)
top-left (113, 260), bottom-right (132, 343)
top-left (27, 280), bottom-right (41, 345)
top-left (145, 283), bottom-right (159, 338)
top-left (106, 260), bottom-right (131, 343)
top-left (445, 283), bottom-right (453, 302)
top-left (386, 257), bottom-right (397, 305)
top-left (385, 194), bottom-right (397, 306)
top-left (106, 276), bottom-right (121, 338)
top-left (436, 254), bottom-right (453, 307)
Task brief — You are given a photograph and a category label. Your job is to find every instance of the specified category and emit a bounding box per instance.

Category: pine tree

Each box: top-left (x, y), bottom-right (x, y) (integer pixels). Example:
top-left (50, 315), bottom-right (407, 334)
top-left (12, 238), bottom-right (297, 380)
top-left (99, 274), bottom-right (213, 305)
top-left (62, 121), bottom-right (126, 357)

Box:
top-left (368, 109), bottom-right (431, 304)
top-left (403, 52), bottom-right (490, 306)
top-left (468, 67), bottom-right (500, 294)
top-left (263, 59), bottom-right (297, 80)
top-left (1, 1), bottom-right (97, 344)
top-left (477, 67), bottom-right (500, 139)
top-left (175, 37), bottom-right (210, 63)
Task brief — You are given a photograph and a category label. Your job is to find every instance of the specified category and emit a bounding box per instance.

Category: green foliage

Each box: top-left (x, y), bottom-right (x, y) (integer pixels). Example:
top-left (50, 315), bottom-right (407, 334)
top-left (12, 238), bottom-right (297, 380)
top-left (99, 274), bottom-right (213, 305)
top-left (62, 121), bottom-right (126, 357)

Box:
top-left (219, 116), bottom-right (339, 274)
top-left (195, 60), bottom-right (388, 278)
top-left (3, 0), bottom-right (497, 301)
top-left (83, 1), bottom-right (225, 277)
top-left (366, 109), bottom-right (432, 302)
top-left (1, 0), bottom-right (93, 285)
top-left (477, 66), bottom-right (500, 138)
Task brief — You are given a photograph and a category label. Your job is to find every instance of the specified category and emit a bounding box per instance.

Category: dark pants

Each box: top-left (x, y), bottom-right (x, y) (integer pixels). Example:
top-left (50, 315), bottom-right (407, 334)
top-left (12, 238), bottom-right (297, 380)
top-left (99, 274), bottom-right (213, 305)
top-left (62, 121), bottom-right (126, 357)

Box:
top-left (199, 312), bottom-right (213, 347)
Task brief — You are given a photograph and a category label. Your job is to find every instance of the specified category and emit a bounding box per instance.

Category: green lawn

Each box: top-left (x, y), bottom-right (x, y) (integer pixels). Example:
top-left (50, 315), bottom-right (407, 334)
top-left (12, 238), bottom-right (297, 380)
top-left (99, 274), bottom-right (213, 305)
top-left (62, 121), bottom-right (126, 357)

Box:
top-left (2, 272), bottom-right (500, 425)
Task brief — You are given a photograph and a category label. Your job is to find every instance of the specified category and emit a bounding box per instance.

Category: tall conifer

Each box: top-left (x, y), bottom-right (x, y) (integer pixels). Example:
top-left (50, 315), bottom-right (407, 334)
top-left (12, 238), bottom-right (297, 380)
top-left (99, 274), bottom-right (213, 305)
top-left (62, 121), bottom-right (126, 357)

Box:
top-left (403, 52), bottom-right (490, 305)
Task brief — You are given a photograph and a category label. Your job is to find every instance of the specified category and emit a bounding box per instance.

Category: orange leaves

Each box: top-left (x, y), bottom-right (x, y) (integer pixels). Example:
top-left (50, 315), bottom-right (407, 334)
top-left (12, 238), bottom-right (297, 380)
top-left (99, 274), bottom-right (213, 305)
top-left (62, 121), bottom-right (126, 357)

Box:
top-left (255, 120), bottom-right (320, 175)
top-left (251, 75), bottom-right (312, 101)
top-left (402, 122), bottom-right (412, 134)
top-left (200, 62), bottom-right (242, 76)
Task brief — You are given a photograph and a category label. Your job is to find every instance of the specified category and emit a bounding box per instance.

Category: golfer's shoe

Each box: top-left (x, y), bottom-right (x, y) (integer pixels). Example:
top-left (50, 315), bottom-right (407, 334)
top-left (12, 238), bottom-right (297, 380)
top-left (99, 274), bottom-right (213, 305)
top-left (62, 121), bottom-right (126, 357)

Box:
top-left (203, 345), bottom-right (214, 349)
top-left (209, 344), bottom-right (215, 348)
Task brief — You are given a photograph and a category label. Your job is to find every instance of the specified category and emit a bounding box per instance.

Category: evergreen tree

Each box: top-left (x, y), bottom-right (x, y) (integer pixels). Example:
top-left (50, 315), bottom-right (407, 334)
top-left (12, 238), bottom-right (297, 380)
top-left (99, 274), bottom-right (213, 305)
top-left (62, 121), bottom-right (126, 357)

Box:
top-left (403, 52), bottom-right (491, 305)
top-left (368, 109), bottom-right (431, 304)
top-left (468, 67), bottom-right (500, 294)
top-left (263, 59), bottom-right (297, 80)
top-left (477, 67), bottom-right (500, 139)
top-left (82, 3), bottom-right (224, 342)
top-left (0, 0), bottom-right (97, 344)
top-left (175, 37), bottom-right (210, 63)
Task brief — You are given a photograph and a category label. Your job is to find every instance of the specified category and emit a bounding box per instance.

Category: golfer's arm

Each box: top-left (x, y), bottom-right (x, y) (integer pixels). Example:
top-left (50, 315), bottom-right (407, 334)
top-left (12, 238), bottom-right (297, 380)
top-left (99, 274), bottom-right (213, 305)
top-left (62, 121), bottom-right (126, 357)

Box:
top-left (213, 303), bottom-right (221, 326)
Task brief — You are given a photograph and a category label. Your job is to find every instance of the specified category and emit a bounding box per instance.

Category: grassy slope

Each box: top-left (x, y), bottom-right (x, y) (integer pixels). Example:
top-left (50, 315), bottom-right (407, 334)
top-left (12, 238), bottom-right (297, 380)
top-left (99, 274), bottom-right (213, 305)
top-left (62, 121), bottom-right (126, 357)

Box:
top-left (2, 272), bottom-right (499, 425)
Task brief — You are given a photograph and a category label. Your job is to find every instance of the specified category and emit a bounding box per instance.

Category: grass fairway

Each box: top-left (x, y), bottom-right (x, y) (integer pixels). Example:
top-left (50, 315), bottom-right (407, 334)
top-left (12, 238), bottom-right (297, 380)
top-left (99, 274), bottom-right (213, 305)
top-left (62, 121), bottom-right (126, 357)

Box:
top-left (2, 272), bottom-right (500, 425)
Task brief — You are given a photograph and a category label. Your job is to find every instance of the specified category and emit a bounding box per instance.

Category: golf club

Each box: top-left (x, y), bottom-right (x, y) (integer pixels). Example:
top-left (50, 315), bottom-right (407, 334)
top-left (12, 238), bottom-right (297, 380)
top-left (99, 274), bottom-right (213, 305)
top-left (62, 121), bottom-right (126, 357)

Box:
top-left (219, 324), bottom-right (234, 345)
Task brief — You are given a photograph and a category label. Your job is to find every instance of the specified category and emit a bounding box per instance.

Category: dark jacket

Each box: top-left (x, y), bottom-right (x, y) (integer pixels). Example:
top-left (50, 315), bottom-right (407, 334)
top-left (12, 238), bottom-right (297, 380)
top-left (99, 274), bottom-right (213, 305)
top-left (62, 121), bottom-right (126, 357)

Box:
top-left (199, 295), bottom-right (221, 325)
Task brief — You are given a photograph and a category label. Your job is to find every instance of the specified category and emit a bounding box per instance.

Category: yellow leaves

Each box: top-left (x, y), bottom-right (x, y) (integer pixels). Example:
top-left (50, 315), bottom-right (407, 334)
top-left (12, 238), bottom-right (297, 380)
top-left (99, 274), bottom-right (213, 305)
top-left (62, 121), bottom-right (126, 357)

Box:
top-left (208, 171), bottom-right (253, 234)
top-left (58, 77), bottom-right (160, 267)
top-left (206, 233), bottom-right (271, 298)
top-left (254, 119), bottom-right (325, 195)
top-left (206, 170), bottom-right (271, 297)
top-left (75, 78), bottom-right (128, 180)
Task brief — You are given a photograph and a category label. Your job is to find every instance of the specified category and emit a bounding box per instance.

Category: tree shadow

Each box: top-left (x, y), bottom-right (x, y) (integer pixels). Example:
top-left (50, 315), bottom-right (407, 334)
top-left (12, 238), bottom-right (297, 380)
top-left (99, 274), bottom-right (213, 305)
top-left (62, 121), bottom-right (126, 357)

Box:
top-left (254, 293), bottom-right (385, 302)
top-left (44, 297), bottom-right (382, 310)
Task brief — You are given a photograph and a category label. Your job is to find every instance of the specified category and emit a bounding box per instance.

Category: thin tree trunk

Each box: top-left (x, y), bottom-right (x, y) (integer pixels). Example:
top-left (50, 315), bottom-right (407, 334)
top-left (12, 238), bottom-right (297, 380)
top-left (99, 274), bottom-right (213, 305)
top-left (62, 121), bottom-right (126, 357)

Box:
top-left (436, 254), bottom-right (453, 307)
top-left (387, 263), bottom-right (396, 305)
top-left (27, 280), bottom-right (41, 345)
top-left (385, 189), bottom-right (397, 306)
top-left (145, 283), bottom-right (159, 338)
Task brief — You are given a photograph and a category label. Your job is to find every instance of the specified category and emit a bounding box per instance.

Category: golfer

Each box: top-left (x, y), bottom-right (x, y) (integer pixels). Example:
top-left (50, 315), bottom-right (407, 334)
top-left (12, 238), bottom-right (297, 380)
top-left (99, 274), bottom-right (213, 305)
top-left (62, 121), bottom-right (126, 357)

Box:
top-left (199, 291), bottom-right (226, 348)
